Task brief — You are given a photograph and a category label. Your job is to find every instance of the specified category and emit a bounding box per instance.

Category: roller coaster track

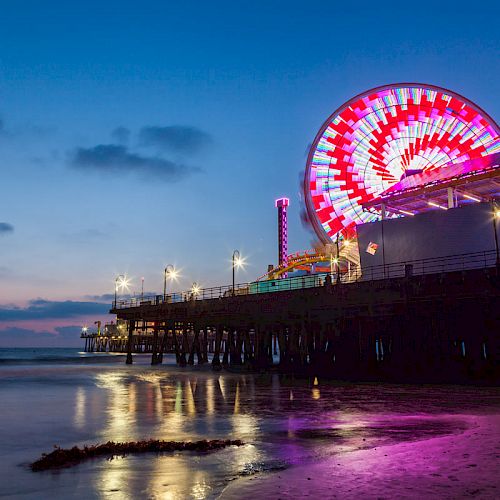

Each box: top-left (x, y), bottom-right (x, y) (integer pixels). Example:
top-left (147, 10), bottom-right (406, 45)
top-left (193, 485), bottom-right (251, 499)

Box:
top-left (258, 240), bottom-right (360, 281)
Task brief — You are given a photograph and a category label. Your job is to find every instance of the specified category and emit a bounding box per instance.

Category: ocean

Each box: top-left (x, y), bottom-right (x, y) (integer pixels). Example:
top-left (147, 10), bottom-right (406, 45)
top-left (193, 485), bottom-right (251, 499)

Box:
top-left (0, 348), bottom-right (499, 499)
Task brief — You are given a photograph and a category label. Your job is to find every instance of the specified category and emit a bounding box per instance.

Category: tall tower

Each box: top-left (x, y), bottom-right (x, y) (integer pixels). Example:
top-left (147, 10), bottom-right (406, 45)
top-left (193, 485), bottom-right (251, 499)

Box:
top-left (275, 197), bottom-right (289, 278)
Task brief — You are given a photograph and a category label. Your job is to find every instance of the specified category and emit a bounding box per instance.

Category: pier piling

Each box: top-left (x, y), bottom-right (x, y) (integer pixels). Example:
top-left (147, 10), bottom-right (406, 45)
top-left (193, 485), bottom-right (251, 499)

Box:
top-left (106, 261), bottom-right (499, 384)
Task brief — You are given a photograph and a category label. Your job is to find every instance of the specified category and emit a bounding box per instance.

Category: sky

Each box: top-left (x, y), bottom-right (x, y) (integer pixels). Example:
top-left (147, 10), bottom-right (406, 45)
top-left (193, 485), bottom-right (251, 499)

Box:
top-left (1, 0), bottom-right (499, 346)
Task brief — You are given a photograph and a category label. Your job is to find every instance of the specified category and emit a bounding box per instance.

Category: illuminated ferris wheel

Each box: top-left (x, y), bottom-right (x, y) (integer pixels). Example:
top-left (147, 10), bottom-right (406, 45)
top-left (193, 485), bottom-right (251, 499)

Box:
top-left (304, 83), bottom-right (500, 244)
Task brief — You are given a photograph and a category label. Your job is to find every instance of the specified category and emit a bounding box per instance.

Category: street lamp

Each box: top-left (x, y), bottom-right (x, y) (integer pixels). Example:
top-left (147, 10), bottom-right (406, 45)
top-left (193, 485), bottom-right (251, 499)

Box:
top-left (191, 282), bottom-right (201, 299)
top-left (232, 250), bottom-right (245, 296)
top-left (114, 274), bottom-right (129, 307)
top-left (493, 201), bottom-right (499, 267)
top-left (163, 265), bottom-right (177, 301)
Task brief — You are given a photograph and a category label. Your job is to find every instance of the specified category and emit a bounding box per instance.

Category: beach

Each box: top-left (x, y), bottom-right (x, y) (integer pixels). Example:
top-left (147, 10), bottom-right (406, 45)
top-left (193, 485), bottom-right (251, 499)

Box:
top-left (0, 348), bottom-right (499, 499)
top-left (222, 414), bottom-right (500, 499)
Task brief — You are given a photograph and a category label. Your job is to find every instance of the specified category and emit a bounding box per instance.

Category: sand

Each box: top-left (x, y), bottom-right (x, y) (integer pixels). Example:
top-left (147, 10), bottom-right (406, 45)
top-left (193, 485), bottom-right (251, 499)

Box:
top-left (221, 414), bottom-right (500, 499)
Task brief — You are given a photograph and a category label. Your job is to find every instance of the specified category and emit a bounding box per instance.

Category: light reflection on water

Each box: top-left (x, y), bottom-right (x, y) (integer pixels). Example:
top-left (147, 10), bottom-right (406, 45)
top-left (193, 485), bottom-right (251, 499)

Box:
top-left (74, 386), bottom-right (86, 429)
top-left (0, 363), bottom-right (499, 499)
top-left (99, 456), bottom-right (130, 500)
top-left (311, 387), bottom-right (320, 400)
top-left (87, 370), bottom-right (293, 497)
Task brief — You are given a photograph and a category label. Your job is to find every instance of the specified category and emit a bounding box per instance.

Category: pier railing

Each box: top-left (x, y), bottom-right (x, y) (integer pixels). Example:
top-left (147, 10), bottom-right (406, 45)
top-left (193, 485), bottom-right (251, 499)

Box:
top-left (113, 249), bottom-right (497, 309)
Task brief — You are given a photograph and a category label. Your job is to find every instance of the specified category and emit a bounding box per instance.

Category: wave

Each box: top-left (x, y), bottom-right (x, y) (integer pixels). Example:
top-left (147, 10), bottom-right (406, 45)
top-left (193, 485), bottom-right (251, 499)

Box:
top-left (0, 348), bottom-right (127, 365)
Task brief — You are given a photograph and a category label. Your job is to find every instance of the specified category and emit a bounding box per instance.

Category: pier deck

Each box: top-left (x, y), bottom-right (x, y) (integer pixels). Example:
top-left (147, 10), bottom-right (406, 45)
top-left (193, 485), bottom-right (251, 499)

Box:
top-left (110, 251), bottom-right (499, 383)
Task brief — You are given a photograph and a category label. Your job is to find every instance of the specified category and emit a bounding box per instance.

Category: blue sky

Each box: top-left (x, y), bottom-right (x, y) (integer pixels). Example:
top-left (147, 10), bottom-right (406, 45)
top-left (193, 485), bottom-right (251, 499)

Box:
top-left (0, 0), bottom-right (499, 345)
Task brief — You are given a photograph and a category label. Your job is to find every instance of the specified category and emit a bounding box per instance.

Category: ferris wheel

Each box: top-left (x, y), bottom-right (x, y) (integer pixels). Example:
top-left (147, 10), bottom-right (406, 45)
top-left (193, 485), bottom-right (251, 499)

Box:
top-left (304, 83), bottom-right (500, 245)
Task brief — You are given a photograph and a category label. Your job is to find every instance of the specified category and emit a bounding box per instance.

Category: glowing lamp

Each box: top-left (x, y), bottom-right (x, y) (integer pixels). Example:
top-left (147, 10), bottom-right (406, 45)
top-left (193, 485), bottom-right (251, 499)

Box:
top-left (191, 283), bottom-right (201, 296)
top-left (462, 193), bottom-right (481, 202)
top-left (428, 201), bottom-right (448, 210)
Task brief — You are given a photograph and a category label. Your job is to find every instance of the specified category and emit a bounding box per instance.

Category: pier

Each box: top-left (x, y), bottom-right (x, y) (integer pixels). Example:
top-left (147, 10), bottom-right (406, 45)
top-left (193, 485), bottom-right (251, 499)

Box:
top-left (81, 328), bottom-right (219, 356)
top-left (110, 250), bottom-right (499, 383)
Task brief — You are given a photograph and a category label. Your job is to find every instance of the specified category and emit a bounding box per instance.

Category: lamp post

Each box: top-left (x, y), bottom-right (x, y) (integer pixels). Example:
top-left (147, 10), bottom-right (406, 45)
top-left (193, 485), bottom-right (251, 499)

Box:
top-left (163, 265), bottom-right (175, 302)
top-left (114, 274), bottom-right (125, 307)
top-left (232, 250), bottom-right (240, 296)
top-left (493, 201), bottom-right (499, 267)
top-left (141, 277), bottom-right (144, 300)
top-left (335, 233), bottom-right (341, 284)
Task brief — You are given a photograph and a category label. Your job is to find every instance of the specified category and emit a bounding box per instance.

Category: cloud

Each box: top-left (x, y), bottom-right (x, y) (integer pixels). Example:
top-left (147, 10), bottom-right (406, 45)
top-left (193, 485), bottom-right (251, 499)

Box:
top-left (139, 126), bottom-right (212, 154)
top-left (85, 292), bottom-right (154, 302)
top-left (61, 228), bottom-right (108, 245)
top-left (0, 299), bottom-right (110, 321)
top-left (0, 222), bottom-right (14, 235)
top-left (71, 144), bottom-right (200, 181)
top-left (85, 293), bottom-right (117, 302)
top-left (111, 126), bottom-right (130, 144)
top-left (0, 325), bottom-right (82, 347)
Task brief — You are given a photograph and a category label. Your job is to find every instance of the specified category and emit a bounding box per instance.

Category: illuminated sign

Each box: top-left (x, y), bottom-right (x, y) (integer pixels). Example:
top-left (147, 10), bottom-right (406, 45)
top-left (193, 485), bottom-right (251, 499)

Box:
top-left (366, 242), bottom-right (378, 255)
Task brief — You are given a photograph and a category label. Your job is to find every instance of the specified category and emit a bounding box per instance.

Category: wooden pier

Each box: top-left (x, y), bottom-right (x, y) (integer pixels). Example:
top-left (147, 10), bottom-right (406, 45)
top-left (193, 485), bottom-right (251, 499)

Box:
top-left (81, 332), bottom-right (140, 353)
top-left (80, 329), bottom-right (219, 356)
top-left (109, 252), bottom-right (499, 383)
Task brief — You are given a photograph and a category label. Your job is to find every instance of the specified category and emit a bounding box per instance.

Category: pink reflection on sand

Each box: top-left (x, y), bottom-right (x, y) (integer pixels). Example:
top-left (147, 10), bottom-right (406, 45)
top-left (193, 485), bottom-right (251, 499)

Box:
top-left (222, 414), bottom-right (500, 499)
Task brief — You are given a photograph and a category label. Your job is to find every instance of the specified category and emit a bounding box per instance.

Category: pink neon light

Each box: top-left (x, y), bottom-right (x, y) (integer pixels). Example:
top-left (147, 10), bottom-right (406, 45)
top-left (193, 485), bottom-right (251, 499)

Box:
top-left (275, 197), bottom-right (290, 208)
top-left (276, 197), bottom-right (289, 277)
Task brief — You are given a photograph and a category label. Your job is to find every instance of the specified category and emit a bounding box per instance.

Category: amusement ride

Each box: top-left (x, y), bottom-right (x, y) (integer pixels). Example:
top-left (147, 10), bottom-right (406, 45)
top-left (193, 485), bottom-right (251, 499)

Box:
top-left (260, 83), bottom-right (500, 281)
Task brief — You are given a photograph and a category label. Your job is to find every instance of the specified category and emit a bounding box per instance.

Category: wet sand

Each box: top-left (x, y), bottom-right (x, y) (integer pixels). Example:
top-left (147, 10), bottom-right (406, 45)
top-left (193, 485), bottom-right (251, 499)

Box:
top-left (222, 414), bottom-right (500, 499)
top-left (0, 349), bottom-right (499, 499)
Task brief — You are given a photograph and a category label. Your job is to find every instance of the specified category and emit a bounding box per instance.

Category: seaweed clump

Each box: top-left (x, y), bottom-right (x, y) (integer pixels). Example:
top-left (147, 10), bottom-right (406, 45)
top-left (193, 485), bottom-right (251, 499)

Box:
top-left (31, 439), bottom-right (244, 471)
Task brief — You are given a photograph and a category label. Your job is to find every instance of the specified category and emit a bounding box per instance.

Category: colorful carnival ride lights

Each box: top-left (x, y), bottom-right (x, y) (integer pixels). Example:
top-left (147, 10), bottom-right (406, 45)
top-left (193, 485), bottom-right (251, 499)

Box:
top-left (362, 151), bottom-right (500, 215)
top-left (304, 83), bottom-right (500, 244)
